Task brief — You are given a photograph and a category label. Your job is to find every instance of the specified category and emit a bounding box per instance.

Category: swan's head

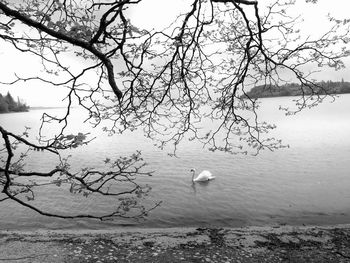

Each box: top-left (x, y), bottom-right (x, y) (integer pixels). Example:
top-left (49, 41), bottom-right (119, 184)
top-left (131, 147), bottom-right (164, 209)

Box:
top-left (190, 168), bottom-right (196, 173)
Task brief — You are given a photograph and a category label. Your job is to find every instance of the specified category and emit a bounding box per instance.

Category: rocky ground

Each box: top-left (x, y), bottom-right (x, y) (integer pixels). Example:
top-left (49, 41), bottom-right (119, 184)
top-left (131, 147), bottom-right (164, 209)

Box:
top-left (1, 225), bottom-right (350, 262)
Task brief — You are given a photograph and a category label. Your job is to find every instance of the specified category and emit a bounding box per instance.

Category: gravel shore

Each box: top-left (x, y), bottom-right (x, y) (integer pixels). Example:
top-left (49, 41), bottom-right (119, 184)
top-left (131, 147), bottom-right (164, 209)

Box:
top-left (1, 225), bottom-right (350, 262)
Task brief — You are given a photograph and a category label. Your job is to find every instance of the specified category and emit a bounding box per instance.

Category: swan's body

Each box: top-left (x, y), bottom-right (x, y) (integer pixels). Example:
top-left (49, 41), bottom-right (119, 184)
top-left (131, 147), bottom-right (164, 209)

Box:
top-left (190, 169), bottom-right (215, 182)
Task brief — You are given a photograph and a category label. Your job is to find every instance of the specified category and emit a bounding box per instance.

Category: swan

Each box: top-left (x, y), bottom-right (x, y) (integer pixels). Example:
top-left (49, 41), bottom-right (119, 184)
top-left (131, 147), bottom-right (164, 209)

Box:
top-left (190, 168), bottom-right (215, 182)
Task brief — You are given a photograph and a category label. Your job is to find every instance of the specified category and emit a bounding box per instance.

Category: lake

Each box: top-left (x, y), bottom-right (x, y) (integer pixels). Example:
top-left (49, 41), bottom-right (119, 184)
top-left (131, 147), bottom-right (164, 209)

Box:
top-left (1, 95), bottom-right (350, 231)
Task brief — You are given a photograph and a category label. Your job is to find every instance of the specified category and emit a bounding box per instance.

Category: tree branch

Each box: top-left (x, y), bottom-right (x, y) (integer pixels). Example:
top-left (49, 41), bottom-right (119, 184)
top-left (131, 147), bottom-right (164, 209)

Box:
top-left (0, 2), bottom-right (123, 100)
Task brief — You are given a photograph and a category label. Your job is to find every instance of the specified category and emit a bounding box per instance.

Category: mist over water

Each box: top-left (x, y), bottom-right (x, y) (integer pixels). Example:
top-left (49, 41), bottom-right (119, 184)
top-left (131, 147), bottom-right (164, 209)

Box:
top-left (1, 95), bottom-right (350, 230)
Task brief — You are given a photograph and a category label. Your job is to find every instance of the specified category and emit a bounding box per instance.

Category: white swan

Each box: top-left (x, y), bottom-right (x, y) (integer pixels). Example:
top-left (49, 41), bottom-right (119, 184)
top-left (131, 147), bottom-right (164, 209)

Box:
top-left (190, 168), bottom-right (215, 182)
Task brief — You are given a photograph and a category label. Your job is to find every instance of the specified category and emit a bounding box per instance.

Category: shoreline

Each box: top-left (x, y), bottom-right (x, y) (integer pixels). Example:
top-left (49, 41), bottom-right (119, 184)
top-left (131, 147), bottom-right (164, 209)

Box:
top-left (1, 224), bottom-right (350, 262)
top-left (2, 222), bottom-right (350, 235)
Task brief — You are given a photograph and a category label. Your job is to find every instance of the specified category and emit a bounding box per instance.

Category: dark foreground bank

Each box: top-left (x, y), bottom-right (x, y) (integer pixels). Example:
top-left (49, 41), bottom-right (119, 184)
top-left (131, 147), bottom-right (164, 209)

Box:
top-left (1, 225), bottom-right (350, 263)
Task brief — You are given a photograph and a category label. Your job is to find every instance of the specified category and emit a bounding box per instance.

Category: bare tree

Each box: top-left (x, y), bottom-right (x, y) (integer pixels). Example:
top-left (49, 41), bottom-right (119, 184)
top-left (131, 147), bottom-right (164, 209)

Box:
top-left (0, 0), bottom-right (349, 220)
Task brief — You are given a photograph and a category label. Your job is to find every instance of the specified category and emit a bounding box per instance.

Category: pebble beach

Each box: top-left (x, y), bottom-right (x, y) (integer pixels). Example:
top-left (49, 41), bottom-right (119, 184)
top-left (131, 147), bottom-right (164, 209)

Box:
top-left (1, 224), bottom-right (350, 262)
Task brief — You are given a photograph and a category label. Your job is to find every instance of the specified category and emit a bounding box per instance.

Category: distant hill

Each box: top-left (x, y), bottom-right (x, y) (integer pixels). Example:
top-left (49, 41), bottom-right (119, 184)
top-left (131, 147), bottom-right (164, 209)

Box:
top-left (243, 80), bottom-right (350, 99)
top-left (0, 92), bottom-right (29, 113)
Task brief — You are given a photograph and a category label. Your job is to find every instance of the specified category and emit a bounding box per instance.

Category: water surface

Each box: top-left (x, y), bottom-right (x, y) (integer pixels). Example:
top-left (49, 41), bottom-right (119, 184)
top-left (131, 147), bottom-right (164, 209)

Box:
top-left (1, 95), bottom-right (350, 230)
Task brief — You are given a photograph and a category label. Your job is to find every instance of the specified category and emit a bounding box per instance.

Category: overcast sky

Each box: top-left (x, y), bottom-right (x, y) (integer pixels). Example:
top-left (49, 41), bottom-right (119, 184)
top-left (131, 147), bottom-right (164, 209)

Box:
top-left (0, 0), bottom-right (349, 107)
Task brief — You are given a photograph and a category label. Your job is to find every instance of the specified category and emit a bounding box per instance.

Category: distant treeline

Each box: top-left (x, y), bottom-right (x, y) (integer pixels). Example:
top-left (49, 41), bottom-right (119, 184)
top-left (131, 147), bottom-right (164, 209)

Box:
top-left (244, 80), bottom-right (350, 99)
top-left (0, 92), bottom-right (29, 113)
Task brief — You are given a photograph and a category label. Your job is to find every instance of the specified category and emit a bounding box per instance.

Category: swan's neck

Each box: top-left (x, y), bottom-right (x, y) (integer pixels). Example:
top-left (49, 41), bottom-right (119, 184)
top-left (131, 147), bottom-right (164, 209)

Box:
top-left (191, 171), bottom-right (195, 181)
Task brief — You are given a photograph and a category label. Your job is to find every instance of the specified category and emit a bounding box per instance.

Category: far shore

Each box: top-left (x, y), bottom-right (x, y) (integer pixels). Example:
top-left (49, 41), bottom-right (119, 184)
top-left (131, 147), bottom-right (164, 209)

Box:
top-left (29, 106), bottom-right (71, 110)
